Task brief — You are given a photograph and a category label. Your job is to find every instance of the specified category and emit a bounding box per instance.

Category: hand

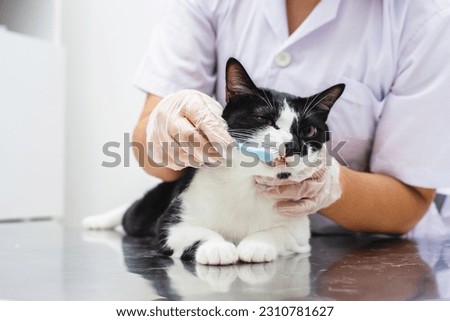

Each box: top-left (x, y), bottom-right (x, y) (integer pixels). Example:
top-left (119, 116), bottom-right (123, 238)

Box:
top-left (255, 147), bottom-right (342, 216)
top-left (147, 89), bottom-right (234, 170)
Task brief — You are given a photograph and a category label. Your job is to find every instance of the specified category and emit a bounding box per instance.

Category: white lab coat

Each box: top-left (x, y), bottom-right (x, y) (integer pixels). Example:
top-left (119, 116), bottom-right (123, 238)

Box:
top-left (135, 0), bottom-right (450, 237)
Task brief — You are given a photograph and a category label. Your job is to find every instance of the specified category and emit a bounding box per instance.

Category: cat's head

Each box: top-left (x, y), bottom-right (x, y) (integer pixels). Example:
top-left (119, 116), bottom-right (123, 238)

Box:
top-left (222, 58), bottom-right (344, 174)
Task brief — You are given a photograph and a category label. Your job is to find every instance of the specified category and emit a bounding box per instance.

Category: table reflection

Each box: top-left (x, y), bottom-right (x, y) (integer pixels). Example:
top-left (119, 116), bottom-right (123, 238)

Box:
top-left (82, 230), bottom-right (444, 300)
top-left (314, 238), bottom-right (438, 300)
top-left (121, 236), bottom-right (311, 300)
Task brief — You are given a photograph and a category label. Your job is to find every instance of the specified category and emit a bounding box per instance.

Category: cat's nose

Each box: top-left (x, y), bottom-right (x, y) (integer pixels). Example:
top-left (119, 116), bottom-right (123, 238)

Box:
top-left (283, 142), bottom-right (295, 157)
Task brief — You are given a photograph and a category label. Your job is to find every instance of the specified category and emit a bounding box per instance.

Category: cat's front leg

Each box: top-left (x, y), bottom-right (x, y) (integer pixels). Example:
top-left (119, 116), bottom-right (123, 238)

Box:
top-left (164, 223), bottom-right (238, 265)
top-left (196, 240), bottom-right (239, 265)
top-left (237, 238), bottom-right (277, 263)
top-left (237, 222), bottom-right (310, 263)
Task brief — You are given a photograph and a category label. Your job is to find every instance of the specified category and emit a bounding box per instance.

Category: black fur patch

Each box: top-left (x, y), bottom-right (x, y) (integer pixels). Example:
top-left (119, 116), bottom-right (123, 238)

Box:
top-left (156, 168), bottom-right (198, 255)
top-left (122, 180), bottom-right (178, 237)
top-left (157, 198), bottom-right (183, 256)
top-left (180, 241), bottom-right (201, 261)
top-left (121, 167), bottom-right (198, 255)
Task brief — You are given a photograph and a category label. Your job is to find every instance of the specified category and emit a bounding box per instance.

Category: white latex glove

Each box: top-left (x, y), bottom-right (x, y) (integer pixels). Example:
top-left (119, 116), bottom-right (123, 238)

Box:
top-left (146, 89), bottom-right (234, 170)
top-left (255, 147), bottom-right (342, 216)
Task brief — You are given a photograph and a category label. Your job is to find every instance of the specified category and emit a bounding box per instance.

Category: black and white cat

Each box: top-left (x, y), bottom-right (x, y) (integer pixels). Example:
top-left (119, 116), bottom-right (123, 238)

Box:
top-left (84, 58), bottom-right (345, 266)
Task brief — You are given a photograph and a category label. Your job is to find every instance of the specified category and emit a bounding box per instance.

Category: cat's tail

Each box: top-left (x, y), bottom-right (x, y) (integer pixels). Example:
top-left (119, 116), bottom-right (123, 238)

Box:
top-left (83, 181), bottom-right (178, 236)
top-left (82, 203), bottom-right (131, 230)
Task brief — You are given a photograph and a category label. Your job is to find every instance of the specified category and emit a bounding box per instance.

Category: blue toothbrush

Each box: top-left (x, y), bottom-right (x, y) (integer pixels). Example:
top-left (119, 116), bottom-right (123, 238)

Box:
top-left (237, 142), bottom-right (276, 163)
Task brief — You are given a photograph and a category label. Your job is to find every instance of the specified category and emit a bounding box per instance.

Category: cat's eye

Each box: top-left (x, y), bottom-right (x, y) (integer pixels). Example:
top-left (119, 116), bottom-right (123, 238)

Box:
top-left (302, 126), bottom-right (317, 138)
top-left (257, 116), bottom-right (273, 126)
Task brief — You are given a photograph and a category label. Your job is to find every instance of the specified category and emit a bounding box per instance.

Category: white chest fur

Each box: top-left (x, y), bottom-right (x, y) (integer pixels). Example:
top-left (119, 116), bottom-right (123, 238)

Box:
top-left (180, 164), bottom-right (304, 244)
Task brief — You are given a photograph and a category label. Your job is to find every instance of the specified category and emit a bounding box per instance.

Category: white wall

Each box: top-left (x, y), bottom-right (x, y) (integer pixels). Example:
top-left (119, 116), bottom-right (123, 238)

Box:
top-left (62, 0), bottom-right (165, 225)
top-left (0, 30), bottom-right (64, 220)
top-left (0, 0), bottom-right (59, 43)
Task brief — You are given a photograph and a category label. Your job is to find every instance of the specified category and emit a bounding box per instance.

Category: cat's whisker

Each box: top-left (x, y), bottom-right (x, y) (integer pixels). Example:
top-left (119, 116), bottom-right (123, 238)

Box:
top-left (228, 130), bottom-right (256, 136)
top-left (229, 133), bottom-right (253, 137)
top-left (228, 128), bottom-right (257, 133)
top-left (254, 90), bottom-right (276, 112)
top-left (261, 90), bottom-right (275, 110)
top-left (303, 92), bottom-right (331, 117)
top-left (302, 109), bottom-right (323, 119)
top-left (303, 94), bottom-right (331, 119)
top-left (228, 132), bottom-right (255, 140)
top-left (303, 96), bottom-right (311, 115)
top-left (228, 131), bottom-right (254, 135)
top-left (228, 130), bottom-right (256, 135)
top-left (302, 93), bottom-right (320, 115)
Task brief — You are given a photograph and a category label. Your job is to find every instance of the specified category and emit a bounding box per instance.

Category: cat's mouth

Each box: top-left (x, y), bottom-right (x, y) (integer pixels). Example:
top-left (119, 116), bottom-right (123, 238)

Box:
top-left (262, 152), bottom-right (317, 178)
top-left (264, 155), bottom-right (298, 167)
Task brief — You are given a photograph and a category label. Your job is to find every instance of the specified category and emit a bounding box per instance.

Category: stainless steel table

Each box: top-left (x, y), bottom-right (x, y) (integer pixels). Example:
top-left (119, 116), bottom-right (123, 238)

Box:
top-left (0, 221), bottom-right (448, 300)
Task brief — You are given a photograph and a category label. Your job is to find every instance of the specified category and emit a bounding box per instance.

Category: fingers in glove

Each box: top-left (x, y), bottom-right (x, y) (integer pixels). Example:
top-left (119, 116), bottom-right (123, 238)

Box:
top-left (168, 117), bottom-right (222, 166)
top-left (254, 163), bottom-right (327, 187)
top-left (182, 99), bottom-right (235, 157)
top-left (254, 175), bottom-right (300, 187)
top-left (256, 178), bottom-right (326, 200)
top-left (275, 198), bottom-right (318, 216)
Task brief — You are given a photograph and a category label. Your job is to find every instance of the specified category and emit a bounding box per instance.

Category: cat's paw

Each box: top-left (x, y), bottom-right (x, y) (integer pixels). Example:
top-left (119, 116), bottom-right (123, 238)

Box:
top-left (196, 241), bottom-right (238, 265)
top-left (237, 240), bottom-right (277, 263)
top-left (295, 244), bottom-right (311, 254)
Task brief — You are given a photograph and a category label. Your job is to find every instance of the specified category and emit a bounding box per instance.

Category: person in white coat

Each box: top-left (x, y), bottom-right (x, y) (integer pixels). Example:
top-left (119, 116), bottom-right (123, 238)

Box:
top-left (132, 0), bottom-right (450, 237)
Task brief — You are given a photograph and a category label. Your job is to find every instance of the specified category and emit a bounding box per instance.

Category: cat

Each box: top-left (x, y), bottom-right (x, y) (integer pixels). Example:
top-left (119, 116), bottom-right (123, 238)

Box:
top-left (83, 58), bottom-right (345, 266)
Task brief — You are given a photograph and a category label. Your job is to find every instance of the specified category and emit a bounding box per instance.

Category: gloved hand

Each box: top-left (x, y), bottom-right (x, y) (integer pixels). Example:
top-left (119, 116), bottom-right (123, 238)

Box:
top-left (147, 89), bottom-right (234, 170)
top-left (255, 147), bottom-right (342, 216)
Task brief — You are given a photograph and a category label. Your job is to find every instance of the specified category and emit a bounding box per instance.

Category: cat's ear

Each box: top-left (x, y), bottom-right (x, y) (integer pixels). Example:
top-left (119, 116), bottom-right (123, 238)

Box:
top-left (226, 58), bottom-right (258, 103)
top-left (310, 84), bottom-right (345, 119)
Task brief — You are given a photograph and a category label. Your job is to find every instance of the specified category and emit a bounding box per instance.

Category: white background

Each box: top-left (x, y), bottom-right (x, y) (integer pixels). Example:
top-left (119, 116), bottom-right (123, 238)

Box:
top-left (0, 0), bottom-right (165, 223)
top-left (61, 0), bottom-right (164, 225)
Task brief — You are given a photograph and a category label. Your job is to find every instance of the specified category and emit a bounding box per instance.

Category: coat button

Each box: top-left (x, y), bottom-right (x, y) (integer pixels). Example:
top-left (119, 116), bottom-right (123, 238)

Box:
top-left (275, 51), bottom-right (291, 67)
